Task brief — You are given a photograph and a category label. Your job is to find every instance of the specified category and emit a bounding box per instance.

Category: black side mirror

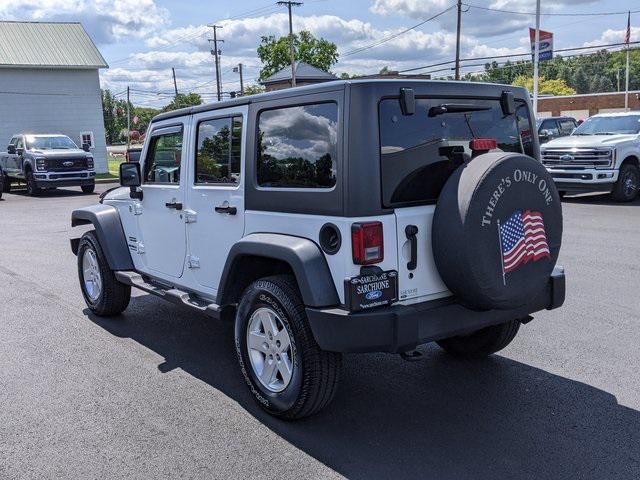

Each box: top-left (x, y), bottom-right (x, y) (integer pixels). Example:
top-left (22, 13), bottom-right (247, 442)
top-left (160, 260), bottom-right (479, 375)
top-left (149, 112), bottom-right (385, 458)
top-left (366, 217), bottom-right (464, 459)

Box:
top-left (16, 147), bottom-right (24, 156)
top-left (82, 143), bottom-right (91, 152)
top-left (500, 90), bottom-right (515, 115)
top-left (119, 162), bottom-right (143, 199)
top-left (7, 145), bottom-right (16, 155)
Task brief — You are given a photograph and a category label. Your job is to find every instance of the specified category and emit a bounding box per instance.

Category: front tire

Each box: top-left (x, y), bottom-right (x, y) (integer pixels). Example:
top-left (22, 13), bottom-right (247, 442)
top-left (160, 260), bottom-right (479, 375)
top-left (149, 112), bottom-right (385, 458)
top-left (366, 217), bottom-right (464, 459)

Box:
top-left (235, 275), bottom-right (341, 419)
top-left (611, 163), bottom-right (639, 202)
top-left (77, 231), bottom-right (131, 316)
top-left (81, 184), bottom-right (95, 194)
top-left (26, 171), bottom-right (41, 196)
top-left (1, 170), bottom-right (10, 193)
top-left (436, 319), bottom-right (520, 359)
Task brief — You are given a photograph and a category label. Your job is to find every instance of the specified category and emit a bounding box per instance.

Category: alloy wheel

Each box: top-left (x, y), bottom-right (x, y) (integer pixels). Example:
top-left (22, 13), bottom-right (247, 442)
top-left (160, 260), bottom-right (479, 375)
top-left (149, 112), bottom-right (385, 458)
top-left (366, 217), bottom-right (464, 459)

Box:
top-left (246, 307), bottom-right (294, 393)
top-left (82, 248), bottom-right (103, 301)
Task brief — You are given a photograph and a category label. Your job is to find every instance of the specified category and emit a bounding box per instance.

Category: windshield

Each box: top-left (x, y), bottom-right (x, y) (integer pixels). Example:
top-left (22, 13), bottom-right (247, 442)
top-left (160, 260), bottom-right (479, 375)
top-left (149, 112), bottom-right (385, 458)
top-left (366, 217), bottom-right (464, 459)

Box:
top-left (26, 135), bottom-right (78, 150)
top-left (573, 115), bottom-right (640, 136)
top-left (379, 97), bottom-right (533, 207)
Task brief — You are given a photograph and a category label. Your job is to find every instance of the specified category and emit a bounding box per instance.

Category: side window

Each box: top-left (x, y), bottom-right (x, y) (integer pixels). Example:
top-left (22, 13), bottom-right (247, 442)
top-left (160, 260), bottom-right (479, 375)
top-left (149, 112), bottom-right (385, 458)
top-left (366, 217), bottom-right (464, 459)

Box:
top-left (143, 128), bottom-right (183, 185)
top-left (195, 116), bottom-right (243, 184)
top-left (257, 102), bottom-right (338, 189)
top-left (15, 137), bottom-right (24, 149)
top-left (558, 120), bottom-right (576, 135)
top-left (541, 120), bottom-right (560, 136)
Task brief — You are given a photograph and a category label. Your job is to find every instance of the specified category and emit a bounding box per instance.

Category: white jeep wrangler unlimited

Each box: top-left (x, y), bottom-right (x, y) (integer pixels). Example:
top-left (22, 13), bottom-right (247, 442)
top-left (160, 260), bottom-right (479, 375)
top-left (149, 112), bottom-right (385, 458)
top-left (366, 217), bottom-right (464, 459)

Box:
top-left (71, 80), bottom-right (565, 419)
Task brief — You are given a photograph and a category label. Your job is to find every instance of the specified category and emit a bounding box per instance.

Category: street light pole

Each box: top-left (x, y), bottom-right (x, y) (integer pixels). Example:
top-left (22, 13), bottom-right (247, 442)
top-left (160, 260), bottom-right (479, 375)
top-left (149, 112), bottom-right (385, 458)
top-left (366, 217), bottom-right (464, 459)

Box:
top-left (277, 1), bottom-right (303, 88)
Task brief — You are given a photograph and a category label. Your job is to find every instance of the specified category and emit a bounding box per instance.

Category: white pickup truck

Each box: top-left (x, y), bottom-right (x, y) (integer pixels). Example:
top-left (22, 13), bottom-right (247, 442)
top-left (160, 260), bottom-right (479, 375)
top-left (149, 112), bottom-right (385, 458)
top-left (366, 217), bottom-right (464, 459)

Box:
top-left (540, 112), bottom-right (640, 202)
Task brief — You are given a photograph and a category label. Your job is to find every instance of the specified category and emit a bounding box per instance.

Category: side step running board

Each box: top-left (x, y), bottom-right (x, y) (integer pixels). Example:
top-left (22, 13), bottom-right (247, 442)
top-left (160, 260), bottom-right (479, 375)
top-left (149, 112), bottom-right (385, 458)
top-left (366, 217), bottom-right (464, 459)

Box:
top-left (115, 271), bottom-right (221, 318)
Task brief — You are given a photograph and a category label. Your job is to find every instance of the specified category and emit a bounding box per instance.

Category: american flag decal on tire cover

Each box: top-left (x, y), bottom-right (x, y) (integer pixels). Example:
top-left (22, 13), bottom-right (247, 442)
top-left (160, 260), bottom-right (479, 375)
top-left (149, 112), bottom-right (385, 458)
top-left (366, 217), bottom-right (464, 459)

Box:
top-left (498, 210), bottom-right (550, 275)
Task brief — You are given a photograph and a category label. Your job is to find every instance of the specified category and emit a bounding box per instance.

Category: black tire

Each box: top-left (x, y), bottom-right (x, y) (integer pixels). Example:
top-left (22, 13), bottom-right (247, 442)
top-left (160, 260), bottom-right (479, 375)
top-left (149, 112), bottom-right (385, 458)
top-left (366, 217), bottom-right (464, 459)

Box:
top-left (25, 170), bottom-right (41, 196)
top-left (437, 319), bottom-right (521, 359)
top-left (81, 184), bottom-right (96, 194)
top-left (1, 170), bottom-right (10, 193)
top-left (558, 191), bottom-right (566, 199)
top-left (611, 163), bottom-right (639, 202)
top-left (77, 231), bottom-right (131, 316)
top-left (235, 275), bottom-right (341, 419)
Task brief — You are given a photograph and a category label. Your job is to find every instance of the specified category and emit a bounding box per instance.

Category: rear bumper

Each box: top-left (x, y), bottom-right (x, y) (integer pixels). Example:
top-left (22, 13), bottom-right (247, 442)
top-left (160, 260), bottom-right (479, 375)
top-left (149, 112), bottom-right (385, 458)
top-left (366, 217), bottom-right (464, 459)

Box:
top-left (306, 267), bottom-right (565, 353)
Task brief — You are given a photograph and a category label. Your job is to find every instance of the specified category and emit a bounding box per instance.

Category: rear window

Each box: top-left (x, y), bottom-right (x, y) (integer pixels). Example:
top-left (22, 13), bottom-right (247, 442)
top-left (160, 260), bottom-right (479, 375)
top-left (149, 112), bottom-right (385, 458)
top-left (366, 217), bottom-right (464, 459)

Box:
top-left (379, 97), bottom-right (532, 207)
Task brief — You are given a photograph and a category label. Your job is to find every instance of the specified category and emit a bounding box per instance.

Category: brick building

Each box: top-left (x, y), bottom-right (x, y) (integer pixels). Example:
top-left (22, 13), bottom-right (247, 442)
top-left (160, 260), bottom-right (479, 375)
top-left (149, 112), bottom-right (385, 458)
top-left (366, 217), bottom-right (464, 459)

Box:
top-left (537, 91), bottom-right (640, 120)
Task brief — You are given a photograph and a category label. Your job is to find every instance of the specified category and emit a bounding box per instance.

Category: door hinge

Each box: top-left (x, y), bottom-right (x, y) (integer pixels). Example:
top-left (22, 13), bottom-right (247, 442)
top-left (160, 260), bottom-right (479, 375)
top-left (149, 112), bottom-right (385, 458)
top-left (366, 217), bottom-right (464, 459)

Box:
top-left (129, 203), bottom-right (143, 215)
top-left (183, 210), bottom-right (197, 224)
top-left (187, 255), bottom-right (200, 269)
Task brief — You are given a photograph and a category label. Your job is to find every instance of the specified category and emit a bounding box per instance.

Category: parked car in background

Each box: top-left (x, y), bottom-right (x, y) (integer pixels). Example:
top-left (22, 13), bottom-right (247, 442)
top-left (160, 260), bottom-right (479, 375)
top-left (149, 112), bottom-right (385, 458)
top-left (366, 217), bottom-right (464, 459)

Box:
top-left (126, 146), bottom-right (142, 163)
top-left (541, 112), bottom-right (640, 202)
top-left (0, 134), bottom-right (96, 196)
top-left (537, 116), bottom-right (578, 144)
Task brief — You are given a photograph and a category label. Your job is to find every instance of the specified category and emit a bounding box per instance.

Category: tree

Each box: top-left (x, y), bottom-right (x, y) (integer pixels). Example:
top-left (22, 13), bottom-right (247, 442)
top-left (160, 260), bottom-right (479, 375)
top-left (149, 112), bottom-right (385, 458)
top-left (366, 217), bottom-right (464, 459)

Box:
top-left (101, 89), bottom-right (130, 144)
top-left (571, 68), bottom-right (590, 94)
top-left (132, 106), bottom-right (159, 135)
top-left (512, 75), bottom-right (576, 96)
top-left (242, 84), bottom-right (266, 96)
top-left (161, 93), bottom-right (203, 113)
top-left (257, 30), bottom-right (338, 80)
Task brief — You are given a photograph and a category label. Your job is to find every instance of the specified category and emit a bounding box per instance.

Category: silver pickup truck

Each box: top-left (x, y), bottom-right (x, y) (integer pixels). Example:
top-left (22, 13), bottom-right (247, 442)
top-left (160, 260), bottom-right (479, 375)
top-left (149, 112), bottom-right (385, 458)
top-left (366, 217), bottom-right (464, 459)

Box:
top-left (0, 134), bottom-right (96, 196)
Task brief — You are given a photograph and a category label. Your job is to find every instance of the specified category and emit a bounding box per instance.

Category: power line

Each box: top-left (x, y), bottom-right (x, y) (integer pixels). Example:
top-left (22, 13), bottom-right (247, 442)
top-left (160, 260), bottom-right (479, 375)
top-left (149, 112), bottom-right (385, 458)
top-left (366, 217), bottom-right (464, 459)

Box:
top-left (341, 4), bottom-right (456, 57)
top-left (398, 40), bottom-right (640, 74)
top-left (463, 3), bottom-right (640, 17)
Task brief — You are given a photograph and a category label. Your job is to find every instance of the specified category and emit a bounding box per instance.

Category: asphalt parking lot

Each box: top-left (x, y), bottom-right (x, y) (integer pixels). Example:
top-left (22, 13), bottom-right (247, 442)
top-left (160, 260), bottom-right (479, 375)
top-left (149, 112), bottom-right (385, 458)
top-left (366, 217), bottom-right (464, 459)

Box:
top-left (0, 184), bottom-right (639, 479)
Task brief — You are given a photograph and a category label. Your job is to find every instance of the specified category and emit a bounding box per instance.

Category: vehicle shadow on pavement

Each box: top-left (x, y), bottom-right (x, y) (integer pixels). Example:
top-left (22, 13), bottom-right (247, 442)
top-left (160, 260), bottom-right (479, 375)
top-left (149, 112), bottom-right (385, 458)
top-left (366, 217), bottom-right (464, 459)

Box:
top-left (87, 298), bottom-right (640, 480)
top-left (562, 193), bottom-right (640, 206)
top-left (5, 188), bottom-right (96, 198)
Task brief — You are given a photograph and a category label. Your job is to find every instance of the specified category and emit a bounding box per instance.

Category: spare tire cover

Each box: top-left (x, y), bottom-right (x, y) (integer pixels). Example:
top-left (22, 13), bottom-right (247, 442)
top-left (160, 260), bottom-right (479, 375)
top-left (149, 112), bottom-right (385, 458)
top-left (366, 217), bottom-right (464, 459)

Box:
top-left (432, 152), bottom-right (562, 310)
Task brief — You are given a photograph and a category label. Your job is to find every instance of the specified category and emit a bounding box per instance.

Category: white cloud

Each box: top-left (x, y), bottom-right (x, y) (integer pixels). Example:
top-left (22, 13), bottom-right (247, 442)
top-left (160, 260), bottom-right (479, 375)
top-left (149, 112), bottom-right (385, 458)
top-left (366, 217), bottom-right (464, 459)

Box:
top-left (0, 0), bottom-right (169, 43)
top-left (583, 26), bottom-right (640, 47)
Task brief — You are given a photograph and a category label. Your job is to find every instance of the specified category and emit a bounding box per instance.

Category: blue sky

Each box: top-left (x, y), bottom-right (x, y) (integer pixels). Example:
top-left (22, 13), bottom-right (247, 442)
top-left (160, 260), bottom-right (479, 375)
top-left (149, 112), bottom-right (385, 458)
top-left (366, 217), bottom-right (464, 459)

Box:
top-left (2, 0), bottom-right (638, 107)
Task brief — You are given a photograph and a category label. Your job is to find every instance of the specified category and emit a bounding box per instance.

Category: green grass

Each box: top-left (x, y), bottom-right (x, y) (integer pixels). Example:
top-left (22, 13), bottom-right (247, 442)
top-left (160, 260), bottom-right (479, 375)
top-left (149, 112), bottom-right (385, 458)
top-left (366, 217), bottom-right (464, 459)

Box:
top-left (108, 154), bottom-right (125, 176)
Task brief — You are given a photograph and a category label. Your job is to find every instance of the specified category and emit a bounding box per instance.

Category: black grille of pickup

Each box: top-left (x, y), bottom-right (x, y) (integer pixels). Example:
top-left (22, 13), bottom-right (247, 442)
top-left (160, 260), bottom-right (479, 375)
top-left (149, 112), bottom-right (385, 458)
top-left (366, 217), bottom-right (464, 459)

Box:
top-left (46, 157), bottom-right (88, 172)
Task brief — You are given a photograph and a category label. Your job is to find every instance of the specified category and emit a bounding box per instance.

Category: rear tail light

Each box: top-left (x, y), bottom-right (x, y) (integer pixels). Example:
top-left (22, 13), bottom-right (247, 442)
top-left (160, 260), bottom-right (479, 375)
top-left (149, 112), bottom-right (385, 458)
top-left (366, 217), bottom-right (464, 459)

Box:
top-left (470, 138), bottom-right (497, 152)
top-left (351, 221), bottom-right (384, 265)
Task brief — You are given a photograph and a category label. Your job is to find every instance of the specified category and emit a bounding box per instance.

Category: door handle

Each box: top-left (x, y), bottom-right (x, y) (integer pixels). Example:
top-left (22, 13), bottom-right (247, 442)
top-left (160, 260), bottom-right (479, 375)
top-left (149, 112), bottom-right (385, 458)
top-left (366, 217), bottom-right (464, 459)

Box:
top-left (215, 204), bottom-right (237, 215)
top-left (405, 225), bottom-right (418, 271)
top-left (165, 201), bottom-right (183, 210)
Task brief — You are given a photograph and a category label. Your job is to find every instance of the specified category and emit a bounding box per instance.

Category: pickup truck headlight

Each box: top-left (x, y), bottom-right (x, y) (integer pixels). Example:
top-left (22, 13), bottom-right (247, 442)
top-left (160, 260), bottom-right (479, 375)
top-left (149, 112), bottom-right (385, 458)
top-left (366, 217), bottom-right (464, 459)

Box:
top-left (87, 157), bottom-right (94, 170)
top-left (35, 158), bottom-right (46, 172)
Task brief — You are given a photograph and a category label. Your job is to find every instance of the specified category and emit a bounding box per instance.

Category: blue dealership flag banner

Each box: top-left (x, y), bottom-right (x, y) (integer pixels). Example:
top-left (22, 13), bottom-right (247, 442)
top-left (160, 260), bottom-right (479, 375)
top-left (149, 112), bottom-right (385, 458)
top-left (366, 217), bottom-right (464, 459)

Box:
top-left (529, 28), bottom-right (553, 61)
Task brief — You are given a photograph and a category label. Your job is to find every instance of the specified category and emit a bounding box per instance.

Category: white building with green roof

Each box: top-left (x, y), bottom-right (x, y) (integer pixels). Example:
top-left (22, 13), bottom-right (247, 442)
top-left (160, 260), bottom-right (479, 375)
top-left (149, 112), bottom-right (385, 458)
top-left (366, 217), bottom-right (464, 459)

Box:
top-left (0, 21), bottom-right (109, 172)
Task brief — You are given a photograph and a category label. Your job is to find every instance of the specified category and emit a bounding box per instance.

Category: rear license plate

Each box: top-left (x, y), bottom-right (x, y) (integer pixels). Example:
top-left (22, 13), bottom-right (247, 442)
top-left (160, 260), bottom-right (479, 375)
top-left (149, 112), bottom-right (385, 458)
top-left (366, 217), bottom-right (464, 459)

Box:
top-left (346, 270), bottom-right (398, 312)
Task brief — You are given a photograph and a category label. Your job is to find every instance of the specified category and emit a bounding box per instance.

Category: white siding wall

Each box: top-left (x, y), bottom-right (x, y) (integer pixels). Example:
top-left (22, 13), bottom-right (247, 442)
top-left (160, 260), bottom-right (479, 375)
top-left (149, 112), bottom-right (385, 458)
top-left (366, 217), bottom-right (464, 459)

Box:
top-left (0, 68), bottom-right (108, 172)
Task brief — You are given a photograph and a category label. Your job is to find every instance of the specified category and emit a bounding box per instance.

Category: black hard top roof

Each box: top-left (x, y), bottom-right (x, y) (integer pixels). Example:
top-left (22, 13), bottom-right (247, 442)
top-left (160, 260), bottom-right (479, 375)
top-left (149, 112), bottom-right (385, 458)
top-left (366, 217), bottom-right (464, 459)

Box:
top-left (151, 79), bottom-right (530, 123)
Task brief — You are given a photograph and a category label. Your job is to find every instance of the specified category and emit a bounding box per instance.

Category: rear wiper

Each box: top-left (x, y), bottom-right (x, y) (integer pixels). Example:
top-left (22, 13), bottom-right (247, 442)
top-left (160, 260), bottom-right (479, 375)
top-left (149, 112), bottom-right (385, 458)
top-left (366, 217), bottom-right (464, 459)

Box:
top-left (428, 103), bottom-right (491, 117)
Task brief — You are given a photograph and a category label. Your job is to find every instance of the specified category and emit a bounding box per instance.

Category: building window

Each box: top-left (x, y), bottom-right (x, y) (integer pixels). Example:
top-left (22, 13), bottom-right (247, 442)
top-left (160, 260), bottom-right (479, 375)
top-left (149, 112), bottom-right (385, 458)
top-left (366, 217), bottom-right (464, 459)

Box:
top-left (80, 131), bottom-right (94, 149)
top-left (195, 116), bottom-right (243, 185)
top-left (257, 102), bottom-right (338, 189)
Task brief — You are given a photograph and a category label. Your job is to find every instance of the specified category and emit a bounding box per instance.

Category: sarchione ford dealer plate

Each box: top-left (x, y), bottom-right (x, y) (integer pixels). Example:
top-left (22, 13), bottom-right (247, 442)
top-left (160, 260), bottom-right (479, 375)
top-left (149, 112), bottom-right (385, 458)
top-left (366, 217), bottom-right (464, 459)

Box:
top-left (346, 270), bottom-right (398, 311)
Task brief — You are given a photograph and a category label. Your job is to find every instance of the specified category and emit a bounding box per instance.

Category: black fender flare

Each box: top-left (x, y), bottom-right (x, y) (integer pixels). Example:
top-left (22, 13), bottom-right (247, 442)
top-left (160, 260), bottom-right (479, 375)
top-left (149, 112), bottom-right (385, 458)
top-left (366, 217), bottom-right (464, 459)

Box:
top-left (71, 204), bottom-right (134, 271)
top-left (218, 233), bottom-right (340, 308)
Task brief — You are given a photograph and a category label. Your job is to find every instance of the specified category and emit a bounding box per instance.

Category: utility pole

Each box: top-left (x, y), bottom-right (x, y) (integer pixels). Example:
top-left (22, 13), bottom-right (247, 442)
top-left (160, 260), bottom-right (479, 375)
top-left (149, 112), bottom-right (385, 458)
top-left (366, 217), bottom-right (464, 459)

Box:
top-left (532, 0), bottom-right (541, 116)
top-left (624, 11), bottom-right (631, 110)
top-left (277, 1), bottom-right (303, 87)
top-left (208, 24), bottom-right (224, 101)
top-left (172, 67), bottom-right (179, 97)
top-left (234, 63), bottom-right (244, 95)
top-left (126, 86), bottom-right (131, 150)
top-left (455, 0), bottom-right (462, 80)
